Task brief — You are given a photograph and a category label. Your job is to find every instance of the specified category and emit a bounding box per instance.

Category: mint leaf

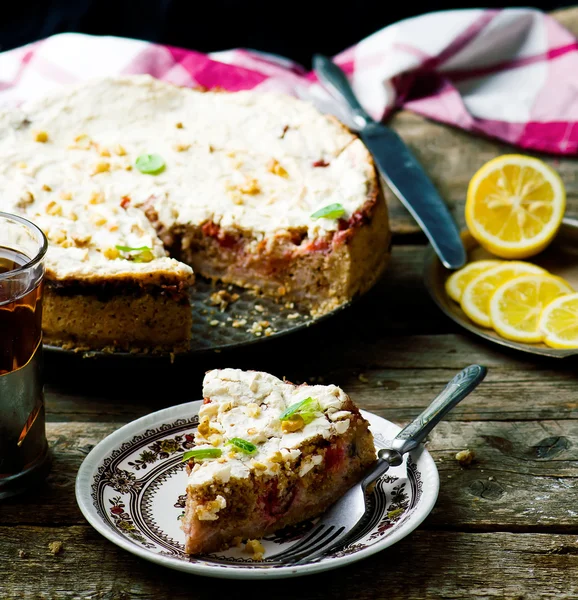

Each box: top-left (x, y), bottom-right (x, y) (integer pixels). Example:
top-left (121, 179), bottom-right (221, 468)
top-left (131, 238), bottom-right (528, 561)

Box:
top-left (182, 448), bottom-right (222, 461)
top-left (311, 203), bottom-right (345, 220)
top-left (135, 153), bottom-right (165, 175)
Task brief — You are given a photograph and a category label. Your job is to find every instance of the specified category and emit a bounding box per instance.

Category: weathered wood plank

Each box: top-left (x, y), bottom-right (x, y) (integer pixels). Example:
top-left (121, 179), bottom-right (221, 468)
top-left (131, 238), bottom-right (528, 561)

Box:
top-left (46, 358), bottom-right (578, 424)
top-left (385, 8), bottom-right (578, 237)
top-left (3, 420), bottom-right (578, 532)
top-left (1, 527), bottom-right (577, 599)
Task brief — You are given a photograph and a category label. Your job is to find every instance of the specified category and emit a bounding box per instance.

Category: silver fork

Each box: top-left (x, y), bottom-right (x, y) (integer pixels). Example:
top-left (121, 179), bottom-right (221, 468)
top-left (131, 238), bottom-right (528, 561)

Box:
top-left (266, 364), bottom-right (487, 565)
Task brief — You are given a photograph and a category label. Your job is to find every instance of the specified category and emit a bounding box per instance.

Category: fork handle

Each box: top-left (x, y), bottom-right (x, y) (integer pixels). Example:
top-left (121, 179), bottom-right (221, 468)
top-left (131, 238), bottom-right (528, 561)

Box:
top-left (361, 365), bottom-right (486, 490)
top-left (391, 364), bottom-right (487, 455)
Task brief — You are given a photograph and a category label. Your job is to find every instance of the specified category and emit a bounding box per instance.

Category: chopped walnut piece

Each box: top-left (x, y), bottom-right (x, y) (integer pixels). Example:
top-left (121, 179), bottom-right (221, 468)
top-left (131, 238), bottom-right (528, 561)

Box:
top-left (209, 290), bottom-right (240, 311)
top-left (17, 191), bottom-right (34, 208)
top-left (34, 131), bottom-right (49, 143)
top-left (455, 449), bottom-right (475, 466)
top-left (45, 201), bottom-right (62, 216)
top-left (239, 178), bottom-right (261, 195)
top-left (120, 196), bottom-right (131, 209)
top-left (244, 539), bottom-right (265, 561)
top-left (230, 192), bottom-right (244, 206)
top-left (281, 415), bottom-right (305, 433)
top-left (71, 233), bottom-right (92, 247)
top-left (49, 229), bottom-right (68, 246)
top-left (267, 158), bottom-right (289, 178)
top-left (92, 162), bottom-right (110, 175)
top-left (91, 215), bottom-right (107, 227)
top-left (48, 541), bottom-right (63, 555)
top-left (103, 247), bottom-right (120, 260)
top-left (312, 159), bottom-right (330, 168)
top-left (89, 192), bottom-right (105, 204)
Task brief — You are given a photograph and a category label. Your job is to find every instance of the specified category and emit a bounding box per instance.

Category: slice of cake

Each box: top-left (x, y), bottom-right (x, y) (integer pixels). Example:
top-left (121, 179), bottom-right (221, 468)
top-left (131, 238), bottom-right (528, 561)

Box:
top-left (181, 369), bottom-right (377, 555)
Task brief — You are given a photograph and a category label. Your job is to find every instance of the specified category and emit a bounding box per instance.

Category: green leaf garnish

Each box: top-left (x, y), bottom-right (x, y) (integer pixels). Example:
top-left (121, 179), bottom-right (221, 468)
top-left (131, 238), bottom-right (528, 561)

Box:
top-left (115, 245), bottom-right (154, 263)
top-left (182, 448), bottom-right (222, 461)
top-left (227, 438), bottom-right (257, 455)
top-left (311, 203), bottom-right (345, 220)
top-left (115, 245), bottom-right (151, 253)
top-left (135, 153), bottom-right (165, 175)
top-left (279, 397), bottom-right (321, 424)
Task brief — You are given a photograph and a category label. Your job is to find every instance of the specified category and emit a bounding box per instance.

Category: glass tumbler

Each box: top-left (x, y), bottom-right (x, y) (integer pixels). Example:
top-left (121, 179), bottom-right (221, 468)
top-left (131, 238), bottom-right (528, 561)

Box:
top-left (0, 211), bottom-right (50, 499)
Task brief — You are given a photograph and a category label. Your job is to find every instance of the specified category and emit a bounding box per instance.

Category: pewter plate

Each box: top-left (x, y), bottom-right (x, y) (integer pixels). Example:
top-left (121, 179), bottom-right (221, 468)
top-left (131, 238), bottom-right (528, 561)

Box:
top-left (424, 218), bottom-right (578, 359)
top-left (43, 276), bottom-right (354, 359)
top-left (75, 400), bottom-right (439, 580)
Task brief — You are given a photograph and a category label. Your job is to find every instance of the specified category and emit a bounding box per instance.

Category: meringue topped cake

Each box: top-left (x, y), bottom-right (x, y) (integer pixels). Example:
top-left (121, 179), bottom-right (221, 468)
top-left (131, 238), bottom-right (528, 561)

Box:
top-left (0, 75), bottom-right (390, 352)
top-left (181, 369), bottom-right (377, 555)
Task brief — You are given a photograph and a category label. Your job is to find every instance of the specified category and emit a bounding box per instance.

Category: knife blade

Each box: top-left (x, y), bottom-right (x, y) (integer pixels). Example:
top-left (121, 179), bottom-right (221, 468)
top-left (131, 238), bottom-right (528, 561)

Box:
top-left (313, 54), bottom-right (466, 270)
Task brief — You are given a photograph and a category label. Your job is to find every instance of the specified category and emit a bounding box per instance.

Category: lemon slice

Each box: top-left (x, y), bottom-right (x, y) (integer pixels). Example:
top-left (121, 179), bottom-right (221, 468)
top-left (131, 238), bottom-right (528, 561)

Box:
top-left (461, 261), bottom-right (547, 327)
top-left (538, 293), bottom-right (578, 349)
top-left (465, 154), bottom-right (566, 258)
top-left (445, 260), bottom-right (503, 302)
top-left (489, 274), bottom-right (573, 343)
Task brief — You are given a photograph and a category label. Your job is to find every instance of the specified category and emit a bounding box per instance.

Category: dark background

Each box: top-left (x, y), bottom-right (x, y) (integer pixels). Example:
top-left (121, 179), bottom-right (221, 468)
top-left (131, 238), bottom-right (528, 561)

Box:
top-left (2, 1), bottom-right (576, 67)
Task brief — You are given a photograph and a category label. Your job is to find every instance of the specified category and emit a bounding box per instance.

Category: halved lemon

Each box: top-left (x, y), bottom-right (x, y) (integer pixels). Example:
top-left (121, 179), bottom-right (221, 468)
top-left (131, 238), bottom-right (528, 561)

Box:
top-left (465, 155), bottom-right (566, 259)
top-left (538, 292), bottom-right (578, 349)
top-left (461, 261), bottom-right (547, 328)
top-left (445, 260), bottom-right (503, 302)
top-left (489, 274), bottom-right (573, 343)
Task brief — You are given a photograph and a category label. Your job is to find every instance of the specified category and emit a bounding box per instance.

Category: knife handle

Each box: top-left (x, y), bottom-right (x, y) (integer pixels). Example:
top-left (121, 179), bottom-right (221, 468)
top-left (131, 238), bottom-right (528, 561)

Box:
top-left (313, 54), bottom-right (372, 129)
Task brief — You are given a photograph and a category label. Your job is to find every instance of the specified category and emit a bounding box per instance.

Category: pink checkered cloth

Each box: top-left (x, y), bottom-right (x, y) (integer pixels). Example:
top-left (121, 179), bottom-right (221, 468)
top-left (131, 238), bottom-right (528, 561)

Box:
top-left (1, 8), bottom-right (577, 154)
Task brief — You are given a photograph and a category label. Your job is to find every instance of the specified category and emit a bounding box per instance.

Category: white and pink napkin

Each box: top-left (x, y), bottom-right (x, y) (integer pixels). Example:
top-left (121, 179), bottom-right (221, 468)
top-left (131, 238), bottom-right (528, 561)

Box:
top-left (0, 8), bottom-right (577, 154)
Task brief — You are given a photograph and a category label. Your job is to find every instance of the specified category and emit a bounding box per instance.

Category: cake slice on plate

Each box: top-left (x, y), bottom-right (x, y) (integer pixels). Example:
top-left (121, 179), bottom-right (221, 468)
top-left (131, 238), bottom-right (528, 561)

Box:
top-left (181, 368), bottom-right (377, 555)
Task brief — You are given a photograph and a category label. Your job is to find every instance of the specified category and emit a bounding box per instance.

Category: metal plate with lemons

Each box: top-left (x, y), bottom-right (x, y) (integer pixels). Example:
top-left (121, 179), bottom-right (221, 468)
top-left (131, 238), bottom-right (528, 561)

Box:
top-left (424, 218), bottom-right (578, 358)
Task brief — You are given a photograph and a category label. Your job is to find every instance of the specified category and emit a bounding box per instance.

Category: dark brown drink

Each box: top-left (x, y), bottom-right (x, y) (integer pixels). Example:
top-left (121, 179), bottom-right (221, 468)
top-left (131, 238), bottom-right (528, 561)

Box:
top-left (0, 214), bottom-right (49, 499)
top-left (0, 247), bottom-right (44, 373)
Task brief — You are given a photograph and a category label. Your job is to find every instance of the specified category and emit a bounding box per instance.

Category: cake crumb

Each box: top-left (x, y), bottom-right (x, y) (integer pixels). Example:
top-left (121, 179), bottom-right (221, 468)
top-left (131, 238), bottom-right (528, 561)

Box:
top-left (48, 541), bottom-right (64, 555)
top-left (358, 373), bottom-right (369, 383)
top-left (209, 320), bottom-right (219, 327)
top-left (232, 319), bottom-right (247, 328)
top-left (244, 539), bottom-right (265, 561)
top-left (209, 290), bottom-right (240, 312)
top-left (18, 550), bottom-right (28, 558)
top-left (254, 304), bottom-right (265, 313)
top-left (231, 536), bottom-right (243, 548)
top-left (287, 313), bottom-right (300, 320)
top-left (455, 449), bottom-right (475, 466)
top-left (248, 321), bottom-right (264, 336)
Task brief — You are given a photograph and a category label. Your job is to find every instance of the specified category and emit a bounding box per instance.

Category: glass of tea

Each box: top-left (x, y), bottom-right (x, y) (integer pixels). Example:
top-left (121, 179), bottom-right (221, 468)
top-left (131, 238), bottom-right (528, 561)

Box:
top-left (0, 211), bottom-right (49, 499)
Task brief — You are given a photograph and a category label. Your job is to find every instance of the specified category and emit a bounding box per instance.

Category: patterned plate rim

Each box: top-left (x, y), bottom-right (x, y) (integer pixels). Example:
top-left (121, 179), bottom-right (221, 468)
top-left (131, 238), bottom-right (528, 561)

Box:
top-left (75, 401), bottom-right (440, 580)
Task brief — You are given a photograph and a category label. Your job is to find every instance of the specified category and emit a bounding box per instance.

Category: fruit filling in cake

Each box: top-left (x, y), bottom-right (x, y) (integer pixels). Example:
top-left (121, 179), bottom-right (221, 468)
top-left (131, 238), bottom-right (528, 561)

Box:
top-left (181, 369), bottom-right (377, 555)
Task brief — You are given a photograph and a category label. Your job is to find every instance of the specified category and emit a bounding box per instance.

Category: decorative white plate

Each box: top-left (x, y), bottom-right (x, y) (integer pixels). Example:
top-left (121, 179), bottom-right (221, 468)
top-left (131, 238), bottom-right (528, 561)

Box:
top-left (75, 401), bottom-right (440, 579)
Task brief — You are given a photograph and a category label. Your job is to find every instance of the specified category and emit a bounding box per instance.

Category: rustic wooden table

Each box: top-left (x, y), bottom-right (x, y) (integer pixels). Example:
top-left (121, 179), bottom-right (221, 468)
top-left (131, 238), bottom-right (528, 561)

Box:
top-left (3, 8), bottom-right (578, 598)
